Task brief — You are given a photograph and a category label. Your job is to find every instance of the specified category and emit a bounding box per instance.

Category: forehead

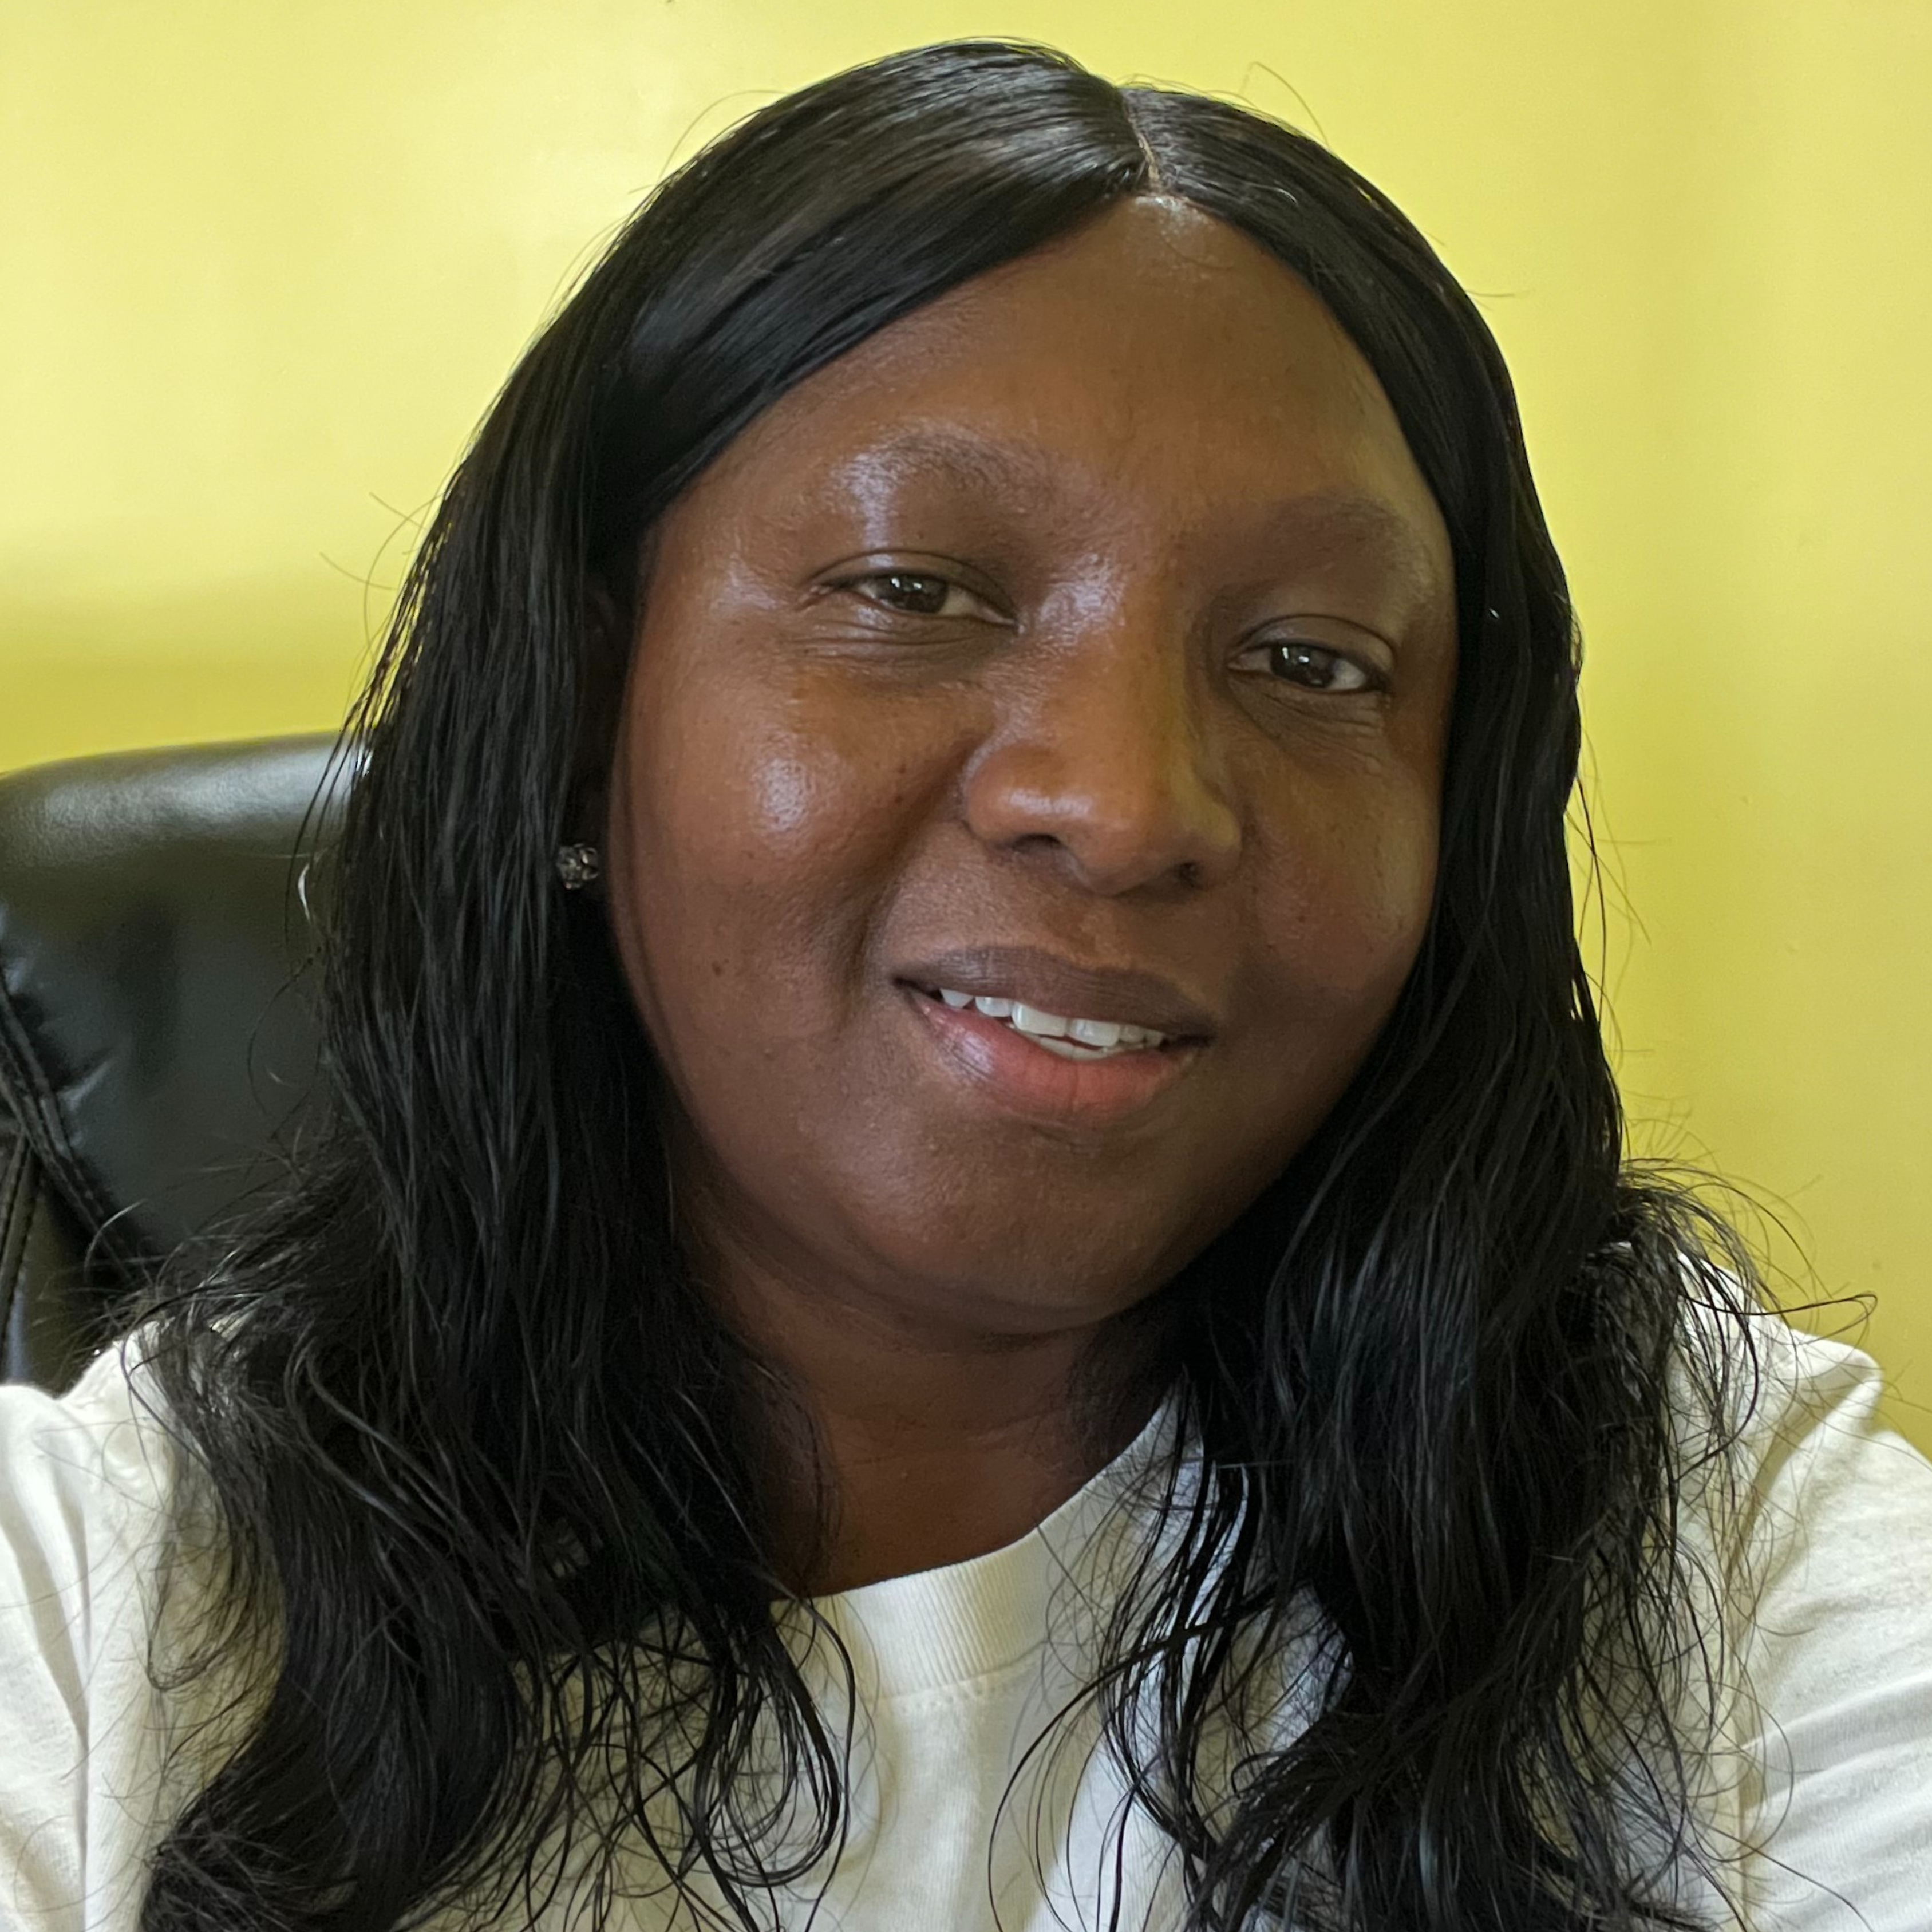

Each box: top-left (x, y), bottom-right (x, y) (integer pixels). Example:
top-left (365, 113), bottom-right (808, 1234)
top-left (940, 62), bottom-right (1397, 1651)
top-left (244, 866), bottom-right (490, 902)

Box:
top-left (671, 197), bottom-right (1451, 593)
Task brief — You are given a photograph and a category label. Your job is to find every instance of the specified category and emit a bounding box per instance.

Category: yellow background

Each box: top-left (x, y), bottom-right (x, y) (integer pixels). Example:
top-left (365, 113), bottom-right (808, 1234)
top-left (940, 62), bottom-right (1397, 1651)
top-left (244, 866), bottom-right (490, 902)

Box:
top-left (5, 2), bottom-right (1928, 1450)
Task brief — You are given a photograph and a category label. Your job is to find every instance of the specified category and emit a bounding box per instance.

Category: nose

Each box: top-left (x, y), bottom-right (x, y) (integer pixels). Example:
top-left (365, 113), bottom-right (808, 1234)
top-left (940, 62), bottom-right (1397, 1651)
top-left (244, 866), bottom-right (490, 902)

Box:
top-left (960, 615), bottom-right (1242, 896)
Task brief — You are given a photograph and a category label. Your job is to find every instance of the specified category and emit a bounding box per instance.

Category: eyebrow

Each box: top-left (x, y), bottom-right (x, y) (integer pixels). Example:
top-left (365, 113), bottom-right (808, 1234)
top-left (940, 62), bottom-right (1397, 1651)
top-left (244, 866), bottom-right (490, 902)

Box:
top-left (1255, 491), bottom-right (1444, 608)
top-left (836, 428), bottom-right (1059, 504)
top-left (836, 428), bottom-right (1443, 601)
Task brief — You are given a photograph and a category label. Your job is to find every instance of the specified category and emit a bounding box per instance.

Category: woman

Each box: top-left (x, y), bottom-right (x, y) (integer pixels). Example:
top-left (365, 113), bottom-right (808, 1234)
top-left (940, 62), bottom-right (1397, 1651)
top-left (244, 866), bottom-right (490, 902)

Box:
top-left (2, 36), bottom-right (1927, 1932)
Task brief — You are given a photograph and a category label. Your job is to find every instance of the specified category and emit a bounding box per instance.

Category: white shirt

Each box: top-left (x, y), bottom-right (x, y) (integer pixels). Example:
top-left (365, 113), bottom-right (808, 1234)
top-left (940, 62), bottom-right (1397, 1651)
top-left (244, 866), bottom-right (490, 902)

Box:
top-left (1, 1307), bottom-right (1929, 1930)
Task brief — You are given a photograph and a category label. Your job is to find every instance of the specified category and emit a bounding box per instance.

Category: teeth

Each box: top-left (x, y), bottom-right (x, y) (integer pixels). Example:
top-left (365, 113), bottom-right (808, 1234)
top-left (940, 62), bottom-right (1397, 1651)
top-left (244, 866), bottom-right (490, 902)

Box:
top-left (931, 988), bottom-right (1167, 1054)
top-left (1067, 1017), bottom-right (1123, 1050)
top-left (1008, 1001), bottom-right (1066, 1038)
top-left (1034, 1035), bottom-right (1112, 1060)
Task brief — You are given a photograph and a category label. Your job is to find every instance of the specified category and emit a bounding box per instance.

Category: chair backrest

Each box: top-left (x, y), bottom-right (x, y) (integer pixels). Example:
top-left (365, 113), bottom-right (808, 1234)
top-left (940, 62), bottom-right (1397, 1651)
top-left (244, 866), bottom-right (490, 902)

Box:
top-left (0, 736), bottom-right (341, 1388)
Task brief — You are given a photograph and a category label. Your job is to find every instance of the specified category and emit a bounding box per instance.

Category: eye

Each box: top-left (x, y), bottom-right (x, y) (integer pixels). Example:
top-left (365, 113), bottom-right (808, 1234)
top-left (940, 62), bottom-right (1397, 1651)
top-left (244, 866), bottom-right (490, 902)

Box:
top-left (840, 571), bottom-right (990, 621)
top-left (1234, 638), bottom-right (1380, 693)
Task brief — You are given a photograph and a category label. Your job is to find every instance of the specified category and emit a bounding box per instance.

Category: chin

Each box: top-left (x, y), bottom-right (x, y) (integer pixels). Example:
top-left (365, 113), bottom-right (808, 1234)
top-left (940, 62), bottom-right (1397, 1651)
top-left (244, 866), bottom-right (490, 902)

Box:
top-left (845, 1195), bottom-right (1207, 1338)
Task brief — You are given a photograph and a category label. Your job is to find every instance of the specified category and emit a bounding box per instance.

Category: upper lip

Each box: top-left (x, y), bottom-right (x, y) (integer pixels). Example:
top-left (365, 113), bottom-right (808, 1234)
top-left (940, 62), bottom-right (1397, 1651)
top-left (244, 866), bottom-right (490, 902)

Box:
top-left (896, 945), bottom-right (1218, 1041)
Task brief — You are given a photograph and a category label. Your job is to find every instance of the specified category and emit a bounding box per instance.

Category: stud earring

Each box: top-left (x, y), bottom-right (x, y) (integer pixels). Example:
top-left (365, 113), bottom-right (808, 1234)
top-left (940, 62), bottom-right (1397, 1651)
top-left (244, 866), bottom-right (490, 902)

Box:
top-left (555, 843), bottom-right (602, 889)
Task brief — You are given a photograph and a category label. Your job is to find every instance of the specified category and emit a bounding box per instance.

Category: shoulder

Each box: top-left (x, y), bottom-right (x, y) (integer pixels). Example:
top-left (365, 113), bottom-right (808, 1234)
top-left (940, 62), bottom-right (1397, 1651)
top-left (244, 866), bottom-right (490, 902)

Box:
top-left (1673, 1289), bottom-right (1932, 1691)
top-left (0, 1333), bottom-right (184, 1643)
top-left (1681, 1293), bottom-right (1931, 1590)
top-left (1729, 1298), bottom-right (1932, 1689)
top-left (1680, 1296), bottom-right (1932, 1923)
top-left (0, 1334), bottom-right (206, 1929)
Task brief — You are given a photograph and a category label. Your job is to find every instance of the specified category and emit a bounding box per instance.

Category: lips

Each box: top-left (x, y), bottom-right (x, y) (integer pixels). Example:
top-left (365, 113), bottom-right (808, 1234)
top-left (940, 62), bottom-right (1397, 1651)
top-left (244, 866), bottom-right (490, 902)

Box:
top-left (894, 945), bottom-right (1215, 1127)
top-left (902, 986), bottom-right (1202, 1127)
top-left (895, 945), bottom-right (1216, 1044)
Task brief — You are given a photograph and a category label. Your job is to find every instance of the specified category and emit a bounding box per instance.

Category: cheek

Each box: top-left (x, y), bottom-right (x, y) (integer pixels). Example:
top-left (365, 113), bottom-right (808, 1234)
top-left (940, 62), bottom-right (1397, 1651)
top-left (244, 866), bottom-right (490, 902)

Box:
top-left (1247, 761), bottom-right (1439, 1022)
top-left (613, 665), bottom-right (935, 1041)
top-left (646, 678), bottom-right (858, 876)
top-left (747, 746), bottom-right (816, 840)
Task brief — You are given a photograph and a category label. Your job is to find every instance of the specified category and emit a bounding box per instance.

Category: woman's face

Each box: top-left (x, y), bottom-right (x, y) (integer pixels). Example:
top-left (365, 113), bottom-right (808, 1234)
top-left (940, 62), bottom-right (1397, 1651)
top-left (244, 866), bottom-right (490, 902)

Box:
top-left (605, 197), bottom-right (1456, 1341)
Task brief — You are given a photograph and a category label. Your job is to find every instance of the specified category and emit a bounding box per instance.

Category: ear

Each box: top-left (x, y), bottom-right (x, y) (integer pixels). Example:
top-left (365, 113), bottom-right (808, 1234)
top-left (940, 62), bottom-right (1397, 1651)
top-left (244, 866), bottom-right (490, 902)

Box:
top-left (566, 575), bottom-right (630, 844)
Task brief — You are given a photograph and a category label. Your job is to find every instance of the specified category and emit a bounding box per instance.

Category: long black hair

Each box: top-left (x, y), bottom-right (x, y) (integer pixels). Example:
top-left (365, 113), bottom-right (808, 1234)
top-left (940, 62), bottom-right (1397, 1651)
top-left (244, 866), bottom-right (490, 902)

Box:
top-left (135, 38), bottom-right (1769, 1932)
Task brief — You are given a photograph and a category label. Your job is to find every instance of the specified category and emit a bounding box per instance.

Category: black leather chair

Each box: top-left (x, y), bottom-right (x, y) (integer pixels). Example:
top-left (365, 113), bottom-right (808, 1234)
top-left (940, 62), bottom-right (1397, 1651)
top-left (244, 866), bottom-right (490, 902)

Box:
top-left (0, 736), bottom-right (341, 1389)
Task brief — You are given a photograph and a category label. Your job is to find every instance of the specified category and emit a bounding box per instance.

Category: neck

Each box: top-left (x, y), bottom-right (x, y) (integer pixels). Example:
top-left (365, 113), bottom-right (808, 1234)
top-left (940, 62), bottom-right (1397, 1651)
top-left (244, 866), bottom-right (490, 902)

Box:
top-left (776, 1323), bottom-right (1139, 1596)
top-left (686, 1202), bottom-right (1167, 1596)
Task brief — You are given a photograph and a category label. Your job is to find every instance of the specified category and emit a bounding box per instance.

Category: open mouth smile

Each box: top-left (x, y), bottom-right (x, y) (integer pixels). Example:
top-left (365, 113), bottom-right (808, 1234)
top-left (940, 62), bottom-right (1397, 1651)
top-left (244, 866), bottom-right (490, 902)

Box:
top-left (899, 978), bottom-right (1207, 1125)
top-left (922, 986), bottom-right (1171, 1060)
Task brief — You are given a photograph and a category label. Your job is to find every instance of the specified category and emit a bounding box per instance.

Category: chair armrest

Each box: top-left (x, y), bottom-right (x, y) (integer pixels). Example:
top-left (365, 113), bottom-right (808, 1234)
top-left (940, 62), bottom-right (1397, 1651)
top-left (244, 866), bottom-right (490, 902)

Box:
top-left (0, 1103), bottom-right (106, 1391)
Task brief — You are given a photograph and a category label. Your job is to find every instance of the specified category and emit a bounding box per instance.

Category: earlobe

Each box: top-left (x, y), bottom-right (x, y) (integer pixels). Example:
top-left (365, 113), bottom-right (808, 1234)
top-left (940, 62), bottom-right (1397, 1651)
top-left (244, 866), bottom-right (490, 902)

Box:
top-left (563, 575), bottom-right (631, 859)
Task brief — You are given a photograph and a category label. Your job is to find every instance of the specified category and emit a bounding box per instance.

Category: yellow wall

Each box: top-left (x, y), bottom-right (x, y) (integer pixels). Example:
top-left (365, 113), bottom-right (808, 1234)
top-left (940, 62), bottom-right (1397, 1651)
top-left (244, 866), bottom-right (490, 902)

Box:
top-left (6, 2), bottom-right (1928, 1449)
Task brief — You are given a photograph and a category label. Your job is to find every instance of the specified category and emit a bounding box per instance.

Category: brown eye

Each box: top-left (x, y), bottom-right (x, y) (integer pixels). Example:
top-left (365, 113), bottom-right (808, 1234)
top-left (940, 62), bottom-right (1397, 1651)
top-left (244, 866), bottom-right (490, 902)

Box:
top-left (1236, 639), bottom-right (1377, 693)
top-left (860, 572), bottom-right (954, 615)
top-left (832, 569), bottom-right (1009, 629)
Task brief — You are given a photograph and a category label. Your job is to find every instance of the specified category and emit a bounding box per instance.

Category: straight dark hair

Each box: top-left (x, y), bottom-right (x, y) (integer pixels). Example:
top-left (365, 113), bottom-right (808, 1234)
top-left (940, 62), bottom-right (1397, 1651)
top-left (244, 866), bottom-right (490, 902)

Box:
top-left (135, 38), bottom-right (1768, 1932)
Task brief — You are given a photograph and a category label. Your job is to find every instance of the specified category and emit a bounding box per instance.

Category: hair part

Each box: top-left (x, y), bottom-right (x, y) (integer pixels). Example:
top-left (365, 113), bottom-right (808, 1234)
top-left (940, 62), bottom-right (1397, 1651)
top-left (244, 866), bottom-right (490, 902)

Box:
top-left (135, 38), bottom-right (1770, 1932)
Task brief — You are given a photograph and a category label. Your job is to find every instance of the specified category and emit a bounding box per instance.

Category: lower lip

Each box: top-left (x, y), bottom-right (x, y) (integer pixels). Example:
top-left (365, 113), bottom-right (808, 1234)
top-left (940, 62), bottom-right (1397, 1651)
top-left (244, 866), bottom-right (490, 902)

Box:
top-left (901, 986), bottom-right (1198, 1126)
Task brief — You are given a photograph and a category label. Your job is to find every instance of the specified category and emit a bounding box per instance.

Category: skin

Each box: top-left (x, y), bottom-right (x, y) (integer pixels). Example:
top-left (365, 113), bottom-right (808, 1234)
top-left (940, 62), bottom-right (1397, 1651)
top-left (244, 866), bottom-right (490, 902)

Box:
top-left (603, 197), bottom-right (1456, 1594)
